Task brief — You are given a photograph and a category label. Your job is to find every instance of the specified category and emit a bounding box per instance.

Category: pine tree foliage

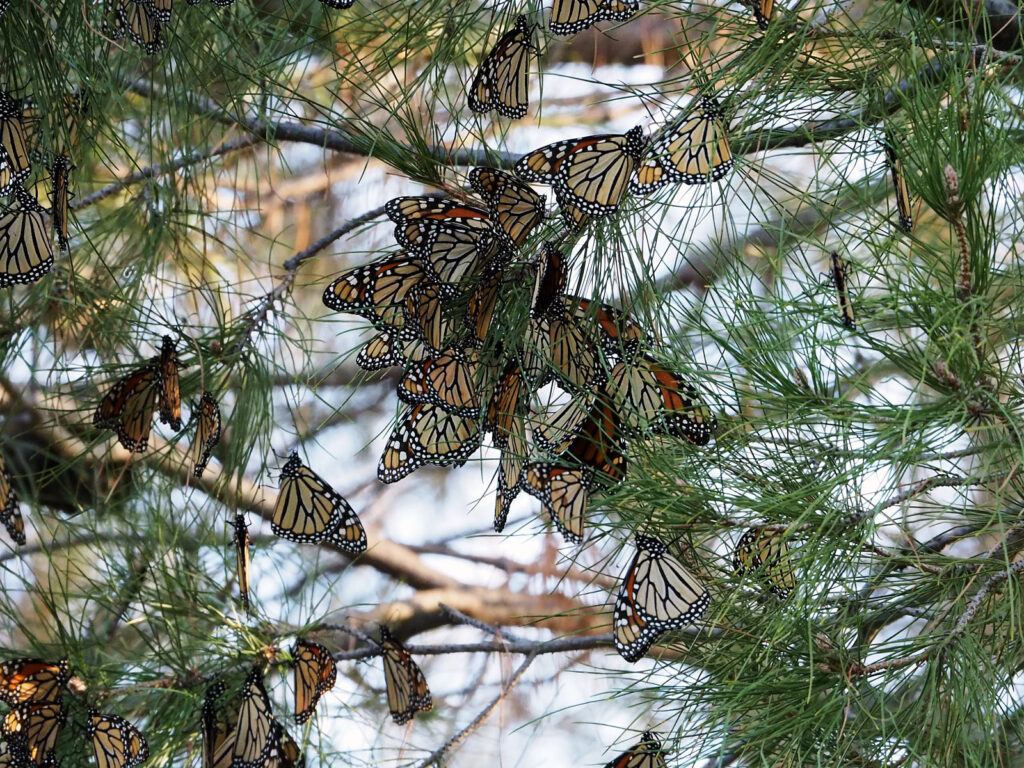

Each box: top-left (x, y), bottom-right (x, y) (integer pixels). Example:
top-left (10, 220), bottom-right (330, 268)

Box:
top-left (2, 0), bottom-right (1024, 765)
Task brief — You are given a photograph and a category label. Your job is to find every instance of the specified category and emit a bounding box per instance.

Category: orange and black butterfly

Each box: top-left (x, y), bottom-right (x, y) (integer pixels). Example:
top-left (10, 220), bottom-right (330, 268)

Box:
top-left (515, 126), bottom-right (645, 220)
top-left (87, 709), bottom-right (149, 768)
top-left (469, 168), bottom-right (545, 247)
top-left (2, 701), bottom-right (66, 766)
top-left (50, 155), bottom-right (71, 252)
top-left (157, 335), bottom-right (181, 432)
top-left (613, 534), bottom-right (709, 662)
top-left (293, 639), bottom-right (337, 725)
top-left (230, 667), bottom-right (277, 768)
top-left (828, 251), bottom-right (855, 329)
top-left (323, 254), bottom-right (429, 332)
top-left (463, 267), bottom-right (503, 346)
top-left (750, 0), bottom-right (774, 28)
top-left (0, 198), bottom-right (55, 288)
top-left (379, 627), bottom-right (431, 725)
top-left (398, 347), bottom-right (483, 417)
top-left (605, 355), bottom-right (715, 444)
top-left (273, 453), bottom-right (366, 553)
top-left (486, 360), bottom-right (528, 531)
top-left (0, 452), bottom-right (24, 545)
top-left (113, 0), bottom-right (166, 54)
top-left (468, 16), bottom-right (536, 119)
top-left (191, 391), bottom-right (221, 478)
top-left (604, 731), bottom-right (667, 768)
top-left (233, 512), bottom-right (251, 613)
top-left (378, 404), bottom-right (481, 484)
top-left (883, 133), bottom-right (913, 233)
top-left (93, 363), bottom-right (160, 453)
top-left (0, 658), bottom-right (69, 705)
top-left (733, 527), bottom-right (796, 599)
top-left (0, 92), bottom-right (31, 187)
top-left (549, 0), bottom-right (638, 35)
top-left (631, 96), bottom-right (732, 194)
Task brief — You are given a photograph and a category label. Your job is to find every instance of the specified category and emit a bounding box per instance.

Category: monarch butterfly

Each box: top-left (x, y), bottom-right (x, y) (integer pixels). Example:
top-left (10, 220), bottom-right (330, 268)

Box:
top-left (402, 281), bottom-right (459, 354)
top-left (116, 0), bottom-right (165, 54)
top-left (0, 658), bottom-right (69, 704)
top-left (264, 723), bottom-right (304, 768)
top-left (231, 667), bottom-right (277, 768)
top-left (292, 639), bottom-right (336, 725)
top-left (0, 452), bottom-right (24, 545)
top-left (486, 360), bottom-right (528, 530)
top-left (49, 156), bottom-right (71, 252)
top-left (2, 701), bottom-right (66, 765)
top-left (379, 626), bottom-right (431, 725)
top-left (355, 331), bottom-right (427, 372)
top-left (751, 0), bottom-right (774, 29)
top-left (532, 393), bottom-right (592, 454)
top-left (468, 16), bottom-right (536, 120)
top-left (0, 93), bottom-right (31, 182)
top-left (604, 731), bottom-right (666, 768)
top-left (0, 200), bottom-right (55, 288)
top-left (378, 403), bottom-right (481, 484)
top-left (93, 364), bottom-right (160, 453)
top-left (273, 452), bottom-right (366, 553)
top-left (526, 304), bottom-right (600, 392)
top-left (529, 242), bottom-right (568, 319)
top-left (549, 0), bottom-right (638, 35)
top-left (515, 126), bottom-right (646, 217)
top-left (87, 709), bottom-right (149, 768)
top-left (158, 335), bottom-right (181, 431)
top-left (464, 267), bottom-right (503, 345)
top-left (560, 201), bottom-right (591, 232)
top-left (201, 681), bottom-right (233, 768)
top-left (192, 391), bottom-right (222, 478)
top-left (569, 298), bottom-right (646, 359)
top-left (883, 135), bottom-right (913, 233)
top-left (733, 527), bottom-right (796, 599)
top-left (400, 220), bottom-right (497, 285)
top-left (398, 347), bottom-right (483, 416)
top-left (613, 534), bottom-right (710, 662)
top-left (233, 512), bottom-right (251, 613)
top-left (631, 96), bottom-right (732, 194)
top-left (605, 356), bottom-right (715, 444)
top-left (141, 0), bottom-right (170, 23)
top-left (386, 196), bottom-right (493, 233)
top-left (525, 401), bottom-right (625, 543)
top-left (322, 255), bottom-right (429, 331)
top-left (828, 251), bottom-right (855, 329)
top-left (469, 168), bottom-right (545, 247)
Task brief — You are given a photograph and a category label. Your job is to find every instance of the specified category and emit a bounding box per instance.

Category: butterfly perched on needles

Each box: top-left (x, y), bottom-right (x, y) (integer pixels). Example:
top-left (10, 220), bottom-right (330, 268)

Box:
top-left (827, 251), bottom-right (855, 329)
top-left (631, 96), bottom-right (733, 194)
top-left (3, 701), bottom-right (67, 765)
top-left (87, 709), bottom-right (149, 768)
top-left (0, 452), bottom-right (24, 545)
top-left (882, 132), bottom-right (913, 234)
top-left (293, 639), bottom-right (336, 725)
top-left (604, 731), bottom-right (667, 768)
top-left (613, 534), bottom-right (710, 662)
top-left (379, 626), bottom-right (431, 725)
top-left (605, 355), bottom-right (716, 444)
top-left (273, 452), bottom-right (366, 553)
top-left (50, 155), bottom-right (72, 252)
top-left (469, 16), bottom-right (536, 120)
top-left (109, 0), bottom-right (166, 54)
top-left (378, 403), bottom-right (481, 484)
top-left (0, 92), bottom-right (32, 188)
top-left (733, 527), bottom-right (796, 599)
top-left (233, 512), bottom-right (251, 613)
top-left (515, 126), bottom-right (646, 225)
top-left (524, 399), bottom-right (626, 544)
top-left (469, 168), bottom-right (546, 248)
top-left (549, 0), bottom-right (639, 35)
top-left (323, 254), bottom-right (430, 334)
top-left (398, 347), bottom-right (484, 417)
top-left (0, 198), bottom-right (55, 288)
top-left (191, 391), bottom-right (222, 478)
top-left (93, 336), bottom-right (181, 452)
top-left (485, 359), bottom-right (529, 531)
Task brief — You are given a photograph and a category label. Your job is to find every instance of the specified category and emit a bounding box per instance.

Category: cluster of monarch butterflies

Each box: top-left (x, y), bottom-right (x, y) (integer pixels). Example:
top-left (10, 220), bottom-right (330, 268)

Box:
top-left (0, 90), bottom-right (85, 288)
top-left (323, 167), bottom-right (719, 546)
top-left (90, 335), bottom-right (222, 476)
top-left (200, 631), bottom-right (428, 768)
top-left (0, 658), bottom-right (148, 768)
